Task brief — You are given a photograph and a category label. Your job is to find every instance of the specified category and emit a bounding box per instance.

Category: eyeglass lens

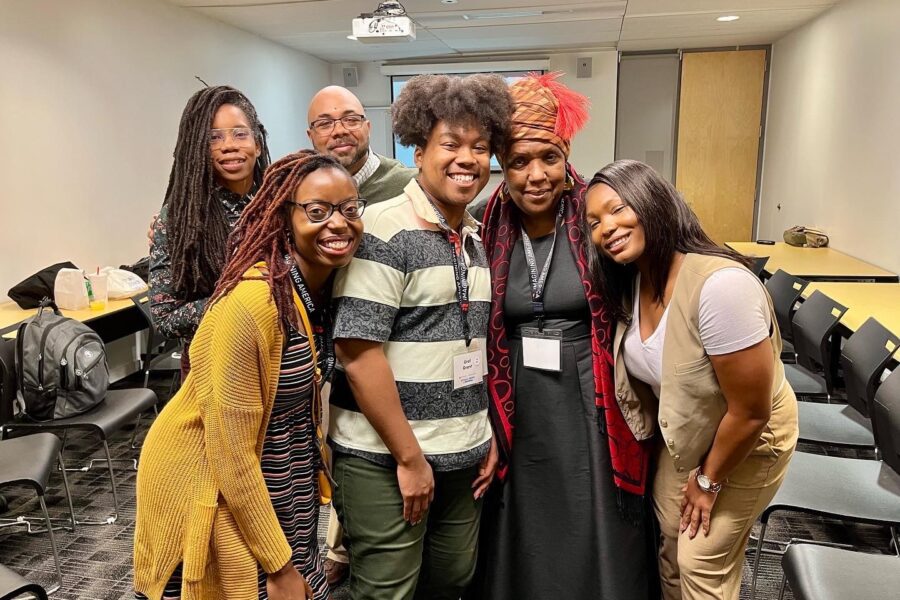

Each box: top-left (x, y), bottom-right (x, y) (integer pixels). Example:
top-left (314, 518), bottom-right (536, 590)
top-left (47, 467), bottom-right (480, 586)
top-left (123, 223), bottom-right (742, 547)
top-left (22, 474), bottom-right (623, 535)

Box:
top-left (302, 199), bottom-right (367, 222)
top-left (311, 115), bottom-right (366, 134)
top-left (209, 127), bottom-right (254, 146)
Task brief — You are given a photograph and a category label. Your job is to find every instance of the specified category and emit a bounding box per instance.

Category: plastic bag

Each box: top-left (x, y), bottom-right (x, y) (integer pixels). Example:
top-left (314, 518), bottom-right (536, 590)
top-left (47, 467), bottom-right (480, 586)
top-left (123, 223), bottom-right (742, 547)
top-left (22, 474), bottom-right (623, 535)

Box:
top-left (101, 267), bottom-right (148, 299)
top-left (54, 268), bottom-right (89, 310)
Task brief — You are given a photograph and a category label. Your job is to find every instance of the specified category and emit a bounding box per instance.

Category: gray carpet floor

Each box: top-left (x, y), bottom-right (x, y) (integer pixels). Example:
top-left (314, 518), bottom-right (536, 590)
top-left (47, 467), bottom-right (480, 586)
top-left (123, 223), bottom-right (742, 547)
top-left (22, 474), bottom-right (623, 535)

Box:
top-left (0, 374), bottom-right (894, 599)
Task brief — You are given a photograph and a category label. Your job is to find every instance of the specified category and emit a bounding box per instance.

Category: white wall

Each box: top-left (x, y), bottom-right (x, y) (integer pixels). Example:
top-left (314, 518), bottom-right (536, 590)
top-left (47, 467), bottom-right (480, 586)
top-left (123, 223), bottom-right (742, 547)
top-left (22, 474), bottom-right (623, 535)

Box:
top-left (330, 51), bottom-right (619, 201)
top-left (0, 0), bottom-right (331, 294)
top-left (758, 0), bottom-right (900, 273)
top-left (615, 54), bottom-right (680, 182)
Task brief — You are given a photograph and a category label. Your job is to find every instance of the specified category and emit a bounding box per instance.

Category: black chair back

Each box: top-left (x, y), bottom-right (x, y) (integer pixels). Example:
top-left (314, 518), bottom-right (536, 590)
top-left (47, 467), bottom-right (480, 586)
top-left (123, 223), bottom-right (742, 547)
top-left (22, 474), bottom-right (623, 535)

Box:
top-left (0, 339), bottom-right (17, 427)
top-left (840, 318), bottom-right (900, 417)
top-left (750, 256), bottom-right (769, 279)
top-left (872, 367), bottom-right (900, 475)
top-left (791, 290), bottom-right (848, 394)
top-left (131, 292), bottom-right (169, 364)
top-left (764, 270), bottom-right (809, 343)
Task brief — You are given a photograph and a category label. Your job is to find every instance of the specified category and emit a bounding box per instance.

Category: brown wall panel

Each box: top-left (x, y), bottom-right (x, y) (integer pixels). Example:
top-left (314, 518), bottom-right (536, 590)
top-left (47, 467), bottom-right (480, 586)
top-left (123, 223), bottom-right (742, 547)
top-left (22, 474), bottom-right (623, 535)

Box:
top-left (676, 50), bottom-right (766, 244)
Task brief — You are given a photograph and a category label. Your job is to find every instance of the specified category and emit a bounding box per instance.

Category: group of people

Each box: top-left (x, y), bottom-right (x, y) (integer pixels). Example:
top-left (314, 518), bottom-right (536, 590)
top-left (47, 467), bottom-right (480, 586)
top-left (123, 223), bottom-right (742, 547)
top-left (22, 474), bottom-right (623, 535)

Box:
top-left (132, 71), bottom-right (799, 600)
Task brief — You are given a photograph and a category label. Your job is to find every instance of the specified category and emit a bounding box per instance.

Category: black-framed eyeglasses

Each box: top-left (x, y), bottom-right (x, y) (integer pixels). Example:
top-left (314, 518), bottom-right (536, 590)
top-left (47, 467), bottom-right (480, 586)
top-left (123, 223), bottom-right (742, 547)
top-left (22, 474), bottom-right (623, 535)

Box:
top-left (309, 114), bottom-right (367, 135)
top-left (289, 198), bottom-right (368, 223)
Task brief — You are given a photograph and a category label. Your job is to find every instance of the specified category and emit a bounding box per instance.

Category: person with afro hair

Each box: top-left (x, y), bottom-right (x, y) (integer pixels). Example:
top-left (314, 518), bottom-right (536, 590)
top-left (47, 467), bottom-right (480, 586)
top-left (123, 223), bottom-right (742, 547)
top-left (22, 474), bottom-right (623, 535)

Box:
top-left (327, 74), bottom-right (513, 600)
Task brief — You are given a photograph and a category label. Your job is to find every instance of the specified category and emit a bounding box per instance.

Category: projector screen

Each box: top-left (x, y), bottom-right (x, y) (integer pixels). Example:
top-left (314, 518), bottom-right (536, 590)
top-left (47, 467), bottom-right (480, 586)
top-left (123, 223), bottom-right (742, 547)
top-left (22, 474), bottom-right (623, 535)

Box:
top-left (390, 71), bottom-right (534, 171)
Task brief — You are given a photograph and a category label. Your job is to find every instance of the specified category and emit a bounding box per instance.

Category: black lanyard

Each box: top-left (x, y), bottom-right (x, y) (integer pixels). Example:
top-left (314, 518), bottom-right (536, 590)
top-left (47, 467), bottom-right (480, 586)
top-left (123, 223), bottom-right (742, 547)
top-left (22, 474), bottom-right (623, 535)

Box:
top-left (287, 259), bottom-right (335, 381)
top-left (422, 191), bottom-right (472, 347)
top-left (521, 199), bottom-right (566, 330)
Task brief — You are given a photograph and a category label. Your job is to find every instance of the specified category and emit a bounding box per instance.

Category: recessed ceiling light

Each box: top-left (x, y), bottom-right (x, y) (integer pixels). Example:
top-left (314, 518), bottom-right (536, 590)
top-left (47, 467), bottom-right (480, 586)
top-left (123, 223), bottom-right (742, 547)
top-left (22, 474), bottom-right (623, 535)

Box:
top-left (717, 15), bottom-right (740, 22)
top-left (441, 0), bottom-right (458, 4)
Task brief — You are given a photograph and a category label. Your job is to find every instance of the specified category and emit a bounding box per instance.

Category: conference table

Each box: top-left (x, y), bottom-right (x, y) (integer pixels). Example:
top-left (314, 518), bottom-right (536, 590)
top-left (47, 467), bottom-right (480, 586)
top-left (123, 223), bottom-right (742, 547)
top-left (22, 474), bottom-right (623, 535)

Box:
top-left (725, 241), bottom-right (899, 283)
top-left (0, 296), bottom-right (146, 341)
top-left (804, 282), bottom-right (900, 338)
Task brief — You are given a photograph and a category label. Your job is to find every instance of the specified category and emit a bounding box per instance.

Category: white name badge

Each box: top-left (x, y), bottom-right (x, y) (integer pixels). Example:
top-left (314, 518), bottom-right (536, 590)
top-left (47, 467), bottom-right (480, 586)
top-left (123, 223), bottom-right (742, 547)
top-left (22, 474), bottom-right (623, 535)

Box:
top-left (453, 348), bottom-right (485, 390)
top-left (521, 327), bottom-right (563, 372)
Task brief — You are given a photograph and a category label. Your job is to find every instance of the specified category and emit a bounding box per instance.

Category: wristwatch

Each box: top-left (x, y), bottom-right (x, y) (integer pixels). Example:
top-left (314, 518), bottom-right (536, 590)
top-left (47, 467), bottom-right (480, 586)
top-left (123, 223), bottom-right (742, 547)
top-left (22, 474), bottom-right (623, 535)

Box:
top-left (696, 467), bottom-right (723, 494)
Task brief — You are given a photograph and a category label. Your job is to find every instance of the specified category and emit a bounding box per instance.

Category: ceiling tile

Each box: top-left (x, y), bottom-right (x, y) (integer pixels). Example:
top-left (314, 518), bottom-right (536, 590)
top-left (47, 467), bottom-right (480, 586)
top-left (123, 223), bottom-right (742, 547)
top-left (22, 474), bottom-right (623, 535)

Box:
top-left (625, 0), bottom-right (837, 17)
top-left (165, 0), bottom-right (841, 60)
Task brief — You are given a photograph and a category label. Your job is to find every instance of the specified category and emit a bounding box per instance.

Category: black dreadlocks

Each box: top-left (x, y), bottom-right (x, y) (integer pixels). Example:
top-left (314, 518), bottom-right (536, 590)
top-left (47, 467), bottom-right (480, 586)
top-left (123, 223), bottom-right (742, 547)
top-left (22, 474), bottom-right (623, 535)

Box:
top-left (164, 85), bottom-right (271, 300)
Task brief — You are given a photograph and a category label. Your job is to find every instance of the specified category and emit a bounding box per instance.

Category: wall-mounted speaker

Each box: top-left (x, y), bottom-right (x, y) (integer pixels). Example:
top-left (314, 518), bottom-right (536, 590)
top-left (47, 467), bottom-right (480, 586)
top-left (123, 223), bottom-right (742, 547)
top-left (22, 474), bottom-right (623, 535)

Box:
top-left (342, 66), bottom-right (359, 88)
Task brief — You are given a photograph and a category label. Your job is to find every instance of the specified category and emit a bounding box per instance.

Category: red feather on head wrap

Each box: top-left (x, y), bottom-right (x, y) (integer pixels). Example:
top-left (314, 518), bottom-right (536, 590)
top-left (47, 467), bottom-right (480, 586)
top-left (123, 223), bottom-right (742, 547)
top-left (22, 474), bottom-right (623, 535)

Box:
top-left (528, 71), bottom-right (590, 142)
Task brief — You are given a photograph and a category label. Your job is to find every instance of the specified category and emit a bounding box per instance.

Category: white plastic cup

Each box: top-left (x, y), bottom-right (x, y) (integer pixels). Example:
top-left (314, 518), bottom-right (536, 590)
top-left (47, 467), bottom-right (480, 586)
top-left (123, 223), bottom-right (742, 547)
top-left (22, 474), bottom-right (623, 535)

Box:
top-left (87, 273), bottom-right (108, 311)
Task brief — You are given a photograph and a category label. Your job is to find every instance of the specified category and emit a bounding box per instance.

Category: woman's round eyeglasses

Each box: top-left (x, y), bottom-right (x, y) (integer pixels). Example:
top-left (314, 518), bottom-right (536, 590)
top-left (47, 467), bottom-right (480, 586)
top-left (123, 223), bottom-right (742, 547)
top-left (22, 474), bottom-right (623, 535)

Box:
top-left (208, 127), bottom-right (255, 148)
top-left (288, 199), bottom-right (368, 223)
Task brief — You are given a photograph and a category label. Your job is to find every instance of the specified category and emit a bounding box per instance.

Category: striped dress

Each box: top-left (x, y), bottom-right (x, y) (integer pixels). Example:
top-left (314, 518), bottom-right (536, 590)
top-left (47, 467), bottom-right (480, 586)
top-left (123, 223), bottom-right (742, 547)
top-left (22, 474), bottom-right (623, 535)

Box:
top-left (138, 326), bottom-right (328, 599)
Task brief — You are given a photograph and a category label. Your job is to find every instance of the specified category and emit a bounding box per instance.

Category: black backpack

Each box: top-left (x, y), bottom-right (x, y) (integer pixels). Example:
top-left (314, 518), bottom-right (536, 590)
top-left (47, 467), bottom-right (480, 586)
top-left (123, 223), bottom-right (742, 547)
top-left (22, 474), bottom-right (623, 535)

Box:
top-left (15, 299), bottom-right (108, 421)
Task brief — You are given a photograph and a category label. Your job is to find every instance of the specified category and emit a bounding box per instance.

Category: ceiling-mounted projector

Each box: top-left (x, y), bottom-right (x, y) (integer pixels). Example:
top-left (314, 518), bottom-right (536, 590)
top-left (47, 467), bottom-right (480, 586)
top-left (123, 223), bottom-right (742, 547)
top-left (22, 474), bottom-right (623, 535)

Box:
top-left (351, 1), bottom-right (416, 43)
top-left (351, 15), bottom-right (415, 42)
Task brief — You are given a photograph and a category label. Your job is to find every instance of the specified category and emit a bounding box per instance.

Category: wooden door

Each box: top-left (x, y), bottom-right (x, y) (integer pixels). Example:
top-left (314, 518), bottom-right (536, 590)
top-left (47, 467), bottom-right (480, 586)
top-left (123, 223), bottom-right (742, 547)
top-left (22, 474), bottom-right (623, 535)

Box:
top-left (675, 50), bottom-right (766, 244)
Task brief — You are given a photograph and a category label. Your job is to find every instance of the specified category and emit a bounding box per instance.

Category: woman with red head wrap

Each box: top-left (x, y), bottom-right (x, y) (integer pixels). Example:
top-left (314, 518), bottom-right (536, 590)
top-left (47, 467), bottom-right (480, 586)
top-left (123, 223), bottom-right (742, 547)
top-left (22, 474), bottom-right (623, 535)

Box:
top-left (469, 73), bottom-right (656, 599)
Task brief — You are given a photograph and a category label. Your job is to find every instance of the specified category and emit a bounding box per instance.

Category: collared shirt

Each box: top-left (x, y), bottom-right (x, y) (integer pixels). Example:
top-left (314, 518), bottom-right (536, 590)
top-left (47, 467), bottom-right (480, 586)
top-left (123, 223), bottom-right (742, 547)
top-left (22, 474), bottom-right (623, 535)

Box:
top-left (149, 186), bottom-right (253, 341)
top-left (352, 149), bottom-right (381, 189)
top-left (330, 179), bottom-right (492, 471)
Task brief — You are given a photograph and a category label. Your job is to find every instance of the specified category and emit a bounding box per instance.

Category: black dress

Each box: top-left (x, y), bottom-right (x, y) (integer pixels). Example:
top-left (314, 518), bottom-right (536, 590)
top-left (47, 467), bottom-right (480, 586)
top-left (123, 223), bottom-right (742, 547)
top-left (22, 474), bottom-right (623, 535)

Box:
top-left (474, 225), bottom-right (656, 599)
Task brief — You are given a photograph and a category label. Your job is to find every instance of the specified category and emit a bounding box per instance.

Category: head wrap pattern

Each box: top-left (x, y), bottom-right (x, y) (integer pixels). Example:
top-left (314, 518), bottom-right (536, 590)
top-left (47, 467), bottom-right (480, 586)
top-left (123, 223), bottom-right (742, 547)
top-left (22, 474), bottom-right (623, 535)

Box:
top-left (507, 71), bottom-right (590, 157)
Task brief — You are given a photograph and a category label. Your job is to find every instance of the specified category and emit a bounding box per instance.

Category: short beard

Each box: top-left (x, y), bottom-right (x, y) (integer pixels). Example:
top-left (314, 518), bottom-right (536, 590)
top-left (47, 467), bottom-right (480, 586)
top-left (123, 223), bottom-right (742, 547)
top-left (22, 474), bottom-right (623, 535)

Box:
top-left (336, 145), bottom-right (368, 172)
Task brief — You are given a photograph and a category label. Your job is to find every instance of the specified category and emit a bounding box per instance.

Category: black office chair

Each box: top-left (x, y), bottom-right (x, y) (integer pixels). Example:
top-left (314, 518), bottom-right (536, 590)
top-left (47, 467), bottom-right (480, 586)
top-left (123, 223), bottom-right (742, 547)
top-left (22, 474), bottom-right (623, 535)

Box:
top-left (783, 290), bottom-right (848, 400)
top-left (749, 256), bottom-right (769, 279)
top-left (765, 270), bottom-right (809, 362)
top-left (0, 433), bottom-right (71, 595)
top-left (0, 563), bottom-right (49, 600)
top-left (778, 542), bottom-right (900, 600)
top-left (747, 368), bottom-right (900, 600)
top-left (796, 317), bottom-right (898, 454)
top-left (0, 339), bottom-right (157, 525)
top-left (131, 292), bottom-right (182, 393)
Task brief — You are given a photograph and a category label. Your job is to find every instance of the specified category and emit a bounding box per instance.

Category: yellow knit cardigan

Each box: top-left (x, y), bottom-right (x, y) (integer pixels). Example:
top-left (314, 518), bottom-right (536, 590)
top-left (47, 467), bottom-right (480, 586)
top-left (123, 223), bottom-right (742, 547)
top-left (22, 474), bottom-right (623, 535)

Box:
top-left (133, 271), bottom-right (303, 599)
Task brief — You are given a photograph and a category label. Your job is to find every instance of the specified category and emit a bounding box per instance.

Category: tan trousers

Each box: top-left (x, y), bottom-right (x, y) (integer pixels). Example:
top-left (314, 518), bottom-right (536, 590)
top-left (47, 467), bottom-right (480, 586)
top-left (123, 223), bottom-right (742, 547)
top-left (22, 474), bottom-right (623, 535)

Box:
top-left (652, 441), bottom-right (792, 600)
top-left (326, 509), bottom-right (350, 563)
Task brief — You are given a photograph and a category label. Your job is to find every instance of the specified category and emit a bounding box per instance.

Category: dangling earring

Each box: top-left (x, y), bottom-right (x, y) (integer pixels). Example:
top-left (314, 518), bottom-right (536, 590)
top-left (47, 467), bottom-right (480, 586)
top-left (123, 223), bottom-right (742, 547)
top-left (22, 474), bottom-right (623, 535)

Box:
top-left (285, 228), bottom-right (295, 252)
top-left (563, 175), bottom-right (574, 192)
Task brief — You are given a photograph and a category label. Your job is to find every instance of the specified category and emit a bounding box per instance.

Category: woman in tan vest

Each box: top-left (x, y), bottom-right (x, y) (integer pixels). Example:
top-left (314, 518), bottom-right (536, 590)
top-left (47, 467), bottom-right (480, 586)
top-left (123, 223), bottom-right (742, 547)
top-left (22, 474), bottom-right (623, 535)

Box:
top-left (583, 159), bottom-right (798, 600)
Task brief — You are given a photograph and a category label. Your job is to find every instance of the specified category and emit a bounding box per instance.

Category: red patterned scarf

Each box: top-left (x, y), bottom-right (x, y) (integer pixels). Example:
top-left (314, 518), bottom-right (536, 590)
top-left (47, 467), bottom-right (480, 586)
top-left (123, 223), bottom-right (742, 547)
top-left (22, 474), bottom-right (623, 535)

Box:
top-left (482, 165), bottom-right (650, 498)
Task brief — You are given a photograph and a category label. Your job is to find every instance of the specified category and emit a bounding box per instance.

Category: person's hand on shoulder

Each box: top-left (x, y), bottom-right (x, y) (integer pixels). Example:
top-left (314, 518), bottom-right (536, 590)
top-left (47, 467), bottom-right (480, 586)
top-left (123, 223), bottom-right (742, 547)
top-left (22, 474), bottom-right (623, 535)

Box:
top-left (147, 213), bottom-right (159, 248)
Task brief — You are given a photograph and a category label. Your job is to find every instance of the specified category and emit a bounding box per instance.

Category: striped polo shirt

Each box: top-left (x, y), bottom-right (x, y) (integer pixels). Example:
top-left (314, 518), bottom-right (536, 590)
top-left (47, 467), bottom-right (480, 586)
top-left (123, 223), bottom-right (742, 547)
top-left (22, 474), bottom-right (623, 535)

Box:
top-left (330, 179), bottom-right (492, 471)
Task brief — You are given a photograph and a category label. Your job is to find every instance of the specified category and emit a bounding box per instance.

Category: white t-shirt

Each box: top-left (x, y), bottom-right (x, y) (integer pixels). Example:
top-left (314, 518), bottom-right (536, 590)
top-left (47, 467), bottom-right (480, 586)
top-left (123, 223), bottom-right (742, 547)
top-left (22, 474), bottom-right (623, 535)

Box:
top-left (622, 268), bottom-right (771, 397)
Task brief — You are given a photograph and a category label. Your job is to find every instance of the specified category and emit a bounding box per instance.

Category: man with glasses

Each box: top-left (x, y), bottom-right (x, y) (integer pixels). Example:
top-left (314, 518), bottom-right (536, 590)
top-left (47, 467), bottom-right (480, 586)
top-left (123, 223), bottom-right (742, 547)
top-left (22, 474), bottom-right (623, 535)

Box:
top-left (307, 85), bottom-right (416, 206)
top-left (307, 85), bottom-right (416, 587)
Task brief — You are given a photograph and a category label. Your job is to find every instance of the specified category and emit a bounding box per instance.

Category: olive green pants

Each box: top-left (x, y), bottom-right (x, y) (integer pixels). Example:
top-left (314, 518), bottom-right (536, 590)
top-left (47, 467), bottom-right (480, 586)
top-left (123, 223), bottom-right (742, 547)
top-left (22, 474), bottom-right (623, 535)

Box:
top-left (333, 454), bottom-right (482, 600)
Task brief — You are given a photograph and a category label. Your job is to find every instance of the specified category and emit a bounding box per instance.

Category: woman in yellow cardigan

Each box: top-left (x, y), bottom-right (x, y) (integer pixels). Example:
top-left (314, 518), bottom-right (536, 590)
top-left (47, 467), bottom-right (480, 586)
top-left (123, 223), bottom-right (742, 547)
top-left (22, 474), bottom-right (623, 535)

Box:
top-left (134, 150), bottom-right (365, 600)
